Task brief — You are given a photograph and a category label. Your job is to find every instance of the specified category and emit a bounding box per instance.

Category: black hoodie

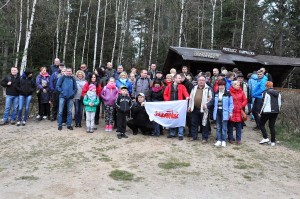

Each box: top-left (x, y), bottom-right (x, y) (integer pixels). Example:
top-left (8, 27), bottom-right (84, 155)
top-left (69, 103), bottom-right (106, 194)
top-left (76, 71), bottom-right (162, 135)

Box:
top-left (1, 74), bottom-right (20, 96)
top-left (115, 94), bottom-right (133, 113)
top-left (18, 73), bottom-right (35, 96)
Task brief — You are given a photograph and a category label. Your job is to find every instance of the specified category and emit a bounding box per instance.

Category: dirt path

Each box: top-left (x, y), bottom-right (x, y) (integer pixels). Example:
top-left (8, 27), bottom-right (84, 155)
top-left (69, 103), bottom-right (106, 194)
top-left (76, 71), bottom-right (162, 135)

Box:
top-left (0, 119), bottom-right (299, 199)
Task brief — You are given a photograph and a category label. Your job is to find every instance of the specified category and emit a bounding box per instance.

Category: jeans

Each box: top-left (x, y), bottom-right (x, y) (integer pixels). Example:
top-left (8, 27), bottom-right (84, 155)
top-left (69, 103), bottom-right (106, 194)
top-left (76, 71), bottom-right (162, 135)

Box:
top-left (252, 98), bottom-right (263, 127)
top-left (216, 109), bottom-right (228, 142)
top-left (74, 99), bottom-right (83, 125)
top-left (86, 111), bottom-right (95, 131)
top-left (260, 113), bottom-right (278, 142)
top-left (3, 95), bottom-right (19, 122)
top-left (18, 95), bottom-right (32, 122)
top-left (152, 121), bottom-right (161, 135)
top-left (191, 108), bottom-right (209, 140)
top-left (58, 98), bottom-right (73, 127)
top-left (169, 127), bottom-right (184, 137)
top-left (228, 122), bottom-right (242, 142)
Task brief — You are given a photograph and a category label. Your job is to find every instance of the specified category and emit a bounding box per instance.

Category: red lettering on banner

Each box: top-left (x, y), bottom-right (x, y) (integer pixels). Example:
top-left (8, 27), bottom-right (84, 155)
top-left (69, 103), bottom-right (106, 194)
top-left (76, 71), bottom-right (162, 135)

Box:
top-left (154, 110), bottom-right (179, 119)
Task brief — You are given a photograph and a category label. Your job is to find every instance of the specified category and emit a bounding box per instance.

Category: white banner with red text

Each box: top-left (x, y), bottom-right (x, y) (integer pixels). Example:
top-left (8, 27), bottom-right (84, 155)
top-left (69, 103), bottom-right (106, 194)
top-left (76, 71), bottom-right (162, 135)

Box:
top-left (144, 100), bottom-right (188, 128)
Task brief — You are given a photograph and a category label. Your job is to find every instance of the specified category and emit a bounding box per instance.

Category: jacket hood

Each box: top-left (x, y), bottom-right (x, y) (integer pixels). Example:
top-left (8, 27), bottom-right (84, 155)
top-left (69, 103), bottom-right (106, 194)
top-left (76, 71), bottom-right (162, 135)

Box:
top-left (266, 88), bottom-right (279, 97)
top-left (229, 86), bottom-right (242, 94)
top-left (258, 75), bottom-right (268, 82)
top-left (250, 74), bottom-right (258, 80)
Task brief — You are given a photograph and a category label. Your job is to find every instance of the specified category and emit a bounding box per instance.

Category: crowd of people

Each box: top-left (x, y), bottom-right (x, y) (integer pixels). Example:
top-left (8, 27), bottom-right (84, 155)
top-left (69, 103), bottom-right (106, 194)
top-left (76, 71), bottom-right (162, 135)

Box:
top-left (0, 58), bottom-right (282, 146)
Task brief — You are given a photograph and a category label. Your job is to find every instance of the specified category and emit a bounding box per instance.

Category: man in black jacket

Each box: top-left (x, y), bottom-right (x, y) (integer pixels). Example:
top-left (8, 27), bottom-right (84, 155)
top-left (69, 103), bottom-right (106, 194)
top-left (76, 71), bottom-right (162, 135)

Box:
top-left (127, 93), bottom-right (153, 135)
top-left (0, 66), bottom-right (20, 125)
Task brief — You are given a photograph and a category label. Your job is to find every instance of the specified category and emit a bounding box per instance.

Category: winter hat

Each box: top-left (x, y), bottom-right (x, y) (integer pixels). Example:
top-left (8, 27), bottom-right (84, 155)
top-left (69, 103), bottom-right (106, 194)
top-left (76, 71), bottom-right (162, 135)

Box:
top-left (120, 85), bottom-right (128, 90)
top-left (24, 68), bottom-right (33, 76)
top-left (266, 81), bottom-right (273, 88)
top-left (237, 73), bottom-right (244, 78)
top-left (137, 93), bottom-right (145, 97)
top-left (153, 79), bottom-right (162, 86)
top-left (217, 80), bottom-right (226, 86)
top-left (89, 84), bottom-right (96, 91)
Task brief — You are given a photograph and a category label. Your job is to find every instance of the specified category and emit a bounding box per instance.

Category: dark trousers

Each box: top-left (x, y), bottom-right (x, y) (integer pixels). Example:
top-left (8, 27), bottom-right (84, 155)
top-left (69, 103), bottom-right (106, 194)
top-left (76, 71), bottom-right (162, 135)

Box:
top-left (191, 108), bottom-right (209, 140)
top-left (117, 111), bottom-right (127, 134)
top-left (260, 113), bottom-right (278, 142)
top-left (51, 91), bottom-right (59, 119)
top-left (252, 98), bottom-right (263, 127)
top-left (228, 122), bottom-right (242, 142)
top-left (127, 120), bottom-right (153, 134)
top-left (40, 103), bottom-right (50, 117)
top-left (95, 104), bottom-right (100, 125)
top-left (186, 112), bottom-right (192, 135)
top-left (37, 92), bottom-right (42, 116)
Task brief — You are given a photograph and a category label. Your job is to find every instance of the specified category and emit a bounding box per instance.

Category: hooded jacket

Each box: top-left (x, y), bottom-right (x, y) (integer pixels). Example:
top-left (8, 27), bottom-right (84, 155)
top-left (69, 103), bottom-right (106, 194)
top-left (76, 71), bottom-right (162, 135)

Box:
top-left (131, 100), bottom-right (151, 124)
top-left (18, 73), bottom-right (35, 96)
top-left (116, 78), bottom-right (132, 95)
top-left (260, 88), bottom-right (281, 114)
top-left (1, 74), bottom-right (20, 96)
top-left (248, 74), bottom-right (258, 97)
top-left (229, 86), bottom-right (248, 122)
top-left (56, 75), bottom-right (78, 99)
top-left (164, 83), bottom-right (189, 101)
top-left (252, 75), bottom-right (268, 99)
top-left (101, 85), bottom-right (119, 106)
top-left (83, 93), bottom-right (100, 112)
top-left (115, 94), bottom-right (133, 113)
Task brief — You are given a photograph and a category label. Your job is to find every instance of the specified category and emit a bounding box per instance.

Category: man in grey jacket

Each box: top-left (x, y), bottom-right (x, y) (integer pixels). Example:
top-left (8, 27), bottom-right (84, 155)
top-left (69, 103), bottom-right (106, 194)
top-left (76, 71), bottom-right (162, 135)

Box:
top-left (133, 69), bottom-right (151, 101)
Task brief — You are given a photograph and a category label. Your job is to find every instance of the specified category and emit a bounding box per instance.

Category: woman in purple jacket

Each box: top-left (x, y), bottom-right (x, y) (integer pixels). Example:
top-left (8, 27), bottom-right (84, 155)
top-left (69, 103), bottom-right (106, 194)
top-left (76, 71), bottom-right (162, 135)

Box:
top-left (101, 77), bottom-right (119, 131)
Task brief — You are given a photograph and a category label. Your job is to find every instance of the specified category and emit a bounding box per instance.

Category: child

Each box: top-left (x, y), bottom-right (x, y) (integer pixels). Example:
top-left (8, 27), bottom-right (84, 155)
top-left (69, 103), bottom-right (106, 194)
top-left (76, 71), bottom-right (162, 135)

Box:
top-left (115, 86), bottom-right (133, 139)
top-left (83, 84), bottom-right (100, 133)
top-left (101, 77), bottom-right (118, 131)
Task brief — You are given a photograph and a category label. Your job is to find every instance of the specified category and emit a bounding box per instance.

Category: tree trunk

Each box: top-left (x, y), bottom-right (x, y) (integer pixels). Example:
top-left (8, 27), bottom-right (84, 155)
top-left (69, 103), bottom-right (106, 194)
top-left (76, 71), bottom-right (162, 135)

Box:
top-left (220, 0), bottom-right (223, 22)
top-left (55, 0), bottom-right (62, 58)
top-left (72, 0), bottom-right (83, 72)
top-left (178, 0), bottom-right (184, 47)
top-left (155, 0), bottom-right (161, 62)
top-left (200, 0), bottom-right (205, 48)
top-left (81, 0), bottom-right (91, 64)
top-left (240, 0), bottom-right (246, 49)
top-left (210, 0), bottom-right (217, 50)
top-left (93, 0), bottom-right (101, 72)
top-left (111, 0), bottom-right (121, 64)
top-left (20, 0), bottom-right (38, 73)
top-left (2, 42), bottom-right (9, 98)
top-left (148, 0), bottom-right (157, 68)
top-left (119, 0), bottom-right (129, 65)
top-left (232, 11), bottom-right (238, 47)
top-left (15, 0), bottom-right (23, 67)
top-left (99, 0), bottom-right (108, 66)
top-left (117, 0), bottom-right (127, 64)
top-left (63, 0), bottom-right (70, 62)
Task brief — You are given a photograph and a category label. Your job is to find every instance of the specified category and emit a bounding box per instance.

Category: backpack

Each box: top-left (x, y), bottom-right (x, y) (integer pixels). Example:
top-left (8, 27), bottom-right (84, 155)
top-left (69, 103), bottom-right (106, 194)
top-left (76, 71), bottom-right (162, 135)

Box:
top-left (134, 77), bottom-right (151, 92)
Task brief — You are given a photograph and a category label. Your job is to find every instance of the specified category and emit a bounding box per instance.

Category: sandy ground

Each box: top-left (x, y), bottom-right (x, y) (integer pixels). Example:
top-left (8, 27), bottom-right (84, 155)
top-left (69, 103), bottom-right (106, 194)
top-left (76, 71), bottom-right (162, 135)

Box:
top-left (0, 118), bottom-right (299, 199)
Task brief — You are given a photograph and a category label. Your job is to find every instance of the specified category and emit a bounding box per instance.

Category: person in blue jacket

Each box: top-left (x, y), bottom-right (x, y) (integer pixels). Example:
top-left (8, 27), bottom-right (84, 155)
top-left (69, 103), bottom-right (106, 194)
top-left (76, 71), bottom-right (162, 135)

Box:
top-left (116, 71), bottom-right (132, 95)
top-left (251, 70), bottom-right (268, 130)
top-left (208, 80), bottom-right (233, 147)
top-left (56, 68), bottom-right (77, 131)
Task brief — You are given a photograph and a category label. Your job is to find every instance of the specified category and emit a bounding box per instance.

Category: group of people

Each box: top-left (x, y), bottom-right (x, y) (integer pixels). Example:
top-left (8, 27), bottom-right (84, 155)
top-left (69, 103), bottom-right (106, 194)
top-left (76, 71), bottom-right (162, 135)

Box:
top-left (0, 59), bottom-right (282, 146)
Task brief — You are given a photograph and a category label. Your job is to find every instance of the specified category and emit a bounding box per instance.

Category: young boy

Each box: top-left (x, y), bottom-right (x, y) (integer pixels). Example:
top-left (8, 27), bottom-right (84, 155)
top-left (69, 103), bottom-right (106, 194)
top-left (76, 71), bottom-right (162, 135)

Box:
top-left (115, 86), bottom-right (133, 139)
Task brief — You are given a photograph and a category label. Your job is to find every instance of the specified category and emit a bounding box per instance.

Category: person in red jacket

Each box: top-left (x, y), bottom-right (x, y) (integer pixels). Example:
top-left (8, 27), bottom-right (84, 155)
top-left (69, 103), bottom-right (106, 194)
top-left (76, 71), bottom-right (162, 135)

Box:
top-left (163, 74), bottom-right (189, 140)
top-left (228, 80), bottom-right (248, 144)
top-left (81, 73), bottom-right (102, 127)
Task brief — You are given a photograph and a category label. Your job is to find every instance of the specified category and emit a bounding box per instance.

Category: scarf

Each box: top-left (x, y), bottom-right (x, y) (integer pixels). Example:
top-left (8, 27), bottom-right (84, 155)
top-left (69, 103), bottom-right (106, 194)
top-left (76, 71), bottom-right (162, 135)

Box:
top-left (118, 78), bottom-right (127, 85)
top-left (87, 91), bottom-right (96, 101)
top-left (152, 86), bottom-right (162, 92)
top-left (106, 82), bottom-right (116, 90)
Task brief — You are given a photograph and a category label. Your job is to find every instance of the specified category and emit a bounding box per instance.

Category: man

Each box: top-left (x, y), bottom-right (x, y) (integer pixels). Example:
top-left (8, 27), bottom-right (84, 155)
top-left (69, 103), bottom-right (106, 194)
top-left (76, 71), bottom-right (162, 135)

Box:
top-left (106, 62), bottom-right (116, 79)
top-left (114, 64), bottom-right (124, 80)
top-left (148, 63), bottom-right (157, 80)
top-left (79, 63), bottom-right (92, 80)
top-left (211, 68), bottom-right (219, 86)
top-left (188, 76), bottom-right (213, 142)
top-left (252, 70), bottom-right (268, 130)
top-left (260, 67), bottom-right (273, 82)
top-left (56, 68), bottom-right (77, 130)
top-left (133, 69), bottom-right (151, 100)
top-left (131, 67), bottom-right (138, 77)
top-left (127, 93), bottom-right (153, 135)
top-left (0, 66), bottom-right (20, 125)
top-left (50, 58), bottom-right (60, 75)
top-left (182, 66), bottom-right (193, 79)
top-left (151, 71), bottom-right (164, 86)
top-left (164, 74), bottom-right (190, 140)
top-left (225, 72), bottom-right (235, 91)
top-left (49, 63), bottom-right (66, 121)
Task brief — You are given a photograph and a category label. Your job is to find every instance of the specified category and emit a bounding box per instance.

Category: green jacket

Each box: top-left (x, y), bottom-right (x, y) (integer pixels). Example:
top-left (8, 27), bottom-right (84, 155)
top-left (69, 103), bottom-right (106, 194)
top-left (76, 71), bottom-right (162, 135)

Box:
top-left (83, 95), bottom-right (100, 112)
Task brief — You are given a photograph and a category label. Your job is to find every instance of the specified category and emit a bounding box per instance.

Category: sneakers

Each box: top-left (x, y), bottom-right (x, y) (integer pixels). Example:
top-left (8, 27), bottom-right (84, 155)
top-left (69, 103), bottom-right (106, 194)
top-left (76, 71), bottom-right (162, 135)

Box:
top-left (22, 121), bottom-right (26, 126)
top-left (67, 126), bottom-right (73, 130)
top-left (221, 141), bottom-right (226, 147)
top-left (108, 125), bottom-right (113, 132)
top-left (270, 142), bottom-right (276, 147)
top-left (178, 136), bottom-right (183, 141)
top-left (259, 138), bottom-right (270, 144)
top-left (10, 120), bottom-right (16, 125)
top-left (214, 141), bottom-right (221, 147)
top-left (36, 115), bottom-right (41, 119)
top-left (43, 116), bottom-right (47, 119)
top-left (105, 125), bottom-right (109, 131)
top-left (58, 126), bottom-right (62, 130)
top-left (117, 133), bottom-right (122, 139)
top-left (0, 120), bottom-right (8, 125)
top-left (121, 134), bottom-right (128, 138)
top-left (17, 121), bottom-right (21, 126)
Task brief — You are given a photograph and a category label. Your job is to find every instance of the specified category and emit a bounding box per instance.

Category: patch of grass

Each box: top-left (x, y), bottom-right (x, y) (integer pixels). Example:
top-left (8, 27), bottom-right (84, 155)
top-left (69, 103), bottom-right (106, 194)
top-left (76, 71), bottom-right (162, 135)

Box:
top-left (235, 158), bottom-right (245, 162)
top-left (234, 163), bottom-right (254, 170)
top-left (0, 167), bottom-right (6, 172)
top-left (276, 126), bottom-right (300, 150)
top-left (243, 174), bottom-right (252, 181)
top-left (225, 154), bottom-right (235, 158)
top-left (98, 154), bottom-right (112, 162)
top-left (109, 170), bottom-right (134, 181)
top-left (15, 175), bottom-right (39, 181)
top-left (232, 146), bottom-right (241, 150)
top-left (158, 158), bottom-right (190, 170)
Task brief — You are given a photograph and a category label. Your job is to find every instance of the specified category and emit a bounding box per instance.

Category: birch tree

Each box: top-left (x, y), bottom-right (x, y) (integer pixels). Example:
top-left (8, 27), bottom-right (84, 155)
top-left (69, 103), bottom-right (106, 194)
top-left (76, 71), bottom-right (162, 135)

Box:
top-left (200, 0), bottom-right (205, 48)
top-left (72, 0), bottom-right (83, 72)
top-left (63, 0), bottom-right (70, 62)
top-left (210, 0), bottom-right (217, 50)
top-left (148, 0), bottom-right (157, 67)
top-left (81, 0), bottom-right (91, 63)
top-left (55, 0), bottom-right (62, 58)
top-left (15, 0), bottom-right (23, 67)
top-left (117, 0), bottom-right (129, 64)
top-left (20, 0), bottom-right (38, 73)
top-left (99, 0), bottom-right (108, 66)
top-left (240, 0), bottom-right (246, 49)
top-left (178, 0), bottom-right (184, 47)
top-left (155, 0), bottom-right (161, 62)
top-left (111, 0), bottom-right (121, 64)
top-left (93, 0), bottom-right (101, 71)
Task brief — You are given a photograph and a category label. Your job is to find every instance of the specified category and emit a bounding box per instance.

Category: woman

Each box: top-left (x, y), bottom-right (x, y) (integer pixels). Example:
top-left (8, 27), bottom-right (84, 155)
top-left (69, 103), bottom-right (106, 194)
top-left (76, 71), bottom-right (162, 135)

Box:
top-left (82, 73), bottom-right (102, 128)
top-left (259, 81), bottom-right (281, 146)
top-left (116, 72), bottom-right (132, 95)
top-left (228, 80), bottom-right (247, 144)
top-left (17, 68), bottom-right (35, 126)
top-left (74, 70), bottom-right (86, 127)
top-left (163, 74), bottom-right (173, 87)
top-left (36, 67), bottom-right (51, 120)
top-left (210, 80), bottom-right (233, 147)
